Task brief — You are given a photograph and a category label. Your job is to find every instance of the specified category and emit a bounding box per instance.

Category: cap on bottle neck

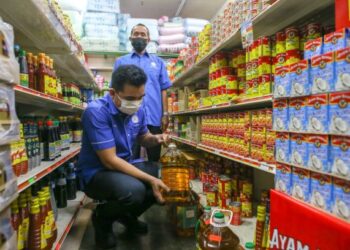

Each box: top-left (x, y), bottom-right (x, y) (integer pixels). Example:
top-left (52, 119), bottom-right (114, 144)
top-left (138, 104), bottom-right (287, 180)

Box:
top-left (213, 212), bottom-right (225, 224)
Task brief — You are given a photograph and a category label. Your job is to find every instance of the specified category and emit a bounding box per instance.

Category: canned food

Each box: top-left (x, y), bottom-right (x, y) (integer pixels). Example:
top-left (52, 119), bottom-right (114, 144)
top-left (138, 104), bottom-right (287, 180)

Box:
top-left (221, 66), bottom-right (233, 77)
top-left (258, 36), bottom-right (271, 57)
top-left (238, 77), bottom-right (246, 96)
top-left (229, 201), bottom-right (242, 225)
top-left (285, 27), bottom-right (300, 51)
top-left (275, 53), bottom-right (286, 67)
top-left (286, 49), bottom-right (300, 66)
top-left (258, 56), bottom-right (272, 76)
top-left (216, 52), bottom-right (228, 68)
top-left (237, 50), bottom-right (246, 65)
top-left (276, 32), bottom-right (286, 54)
top-left (218, 175), bottom-right (232, 198)
top-left (307, 23), bottom-right (321, 41)
top-left (251, 59), bottom-right (259, 79)
top-left (241, 194), bottom-right (253, 218)
top-left (206, 190), bottom-right (218, 206)
top-left (226, 75), bottom-right (238, 97)
top-left (259, 74), bottom-right (272, 96)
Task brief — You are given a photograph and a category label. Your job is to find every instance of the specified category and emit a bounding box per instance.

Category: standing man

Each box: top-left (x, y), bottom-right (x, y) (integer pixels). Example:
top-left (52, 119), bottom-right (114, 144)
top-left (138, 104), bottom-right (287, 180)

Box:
top-left (78, 65), bottom-right (170, 249)
top-left (113, 23), bottom-right (171, 161)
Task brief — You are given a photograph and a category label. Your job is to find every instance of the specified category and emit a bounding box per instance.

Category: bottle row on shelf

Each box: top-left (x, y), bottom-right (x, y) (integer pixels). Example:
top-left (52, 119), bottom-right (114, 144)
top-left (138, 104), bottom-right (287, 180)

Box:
top-left (10, 160), bottom-right (79, 250)
top-left (11, 116), bottom-right (82, 178)
top-left (275, 163), bottom-right (349, 222)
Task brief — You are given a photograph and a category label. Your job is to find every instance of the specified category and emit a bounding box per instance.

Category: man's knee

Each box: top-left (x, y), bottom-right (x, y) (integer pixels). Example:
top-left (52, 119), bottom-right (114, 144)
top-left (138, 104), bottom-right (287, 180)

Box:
top-left (116, 181), bottom-right (146, 206)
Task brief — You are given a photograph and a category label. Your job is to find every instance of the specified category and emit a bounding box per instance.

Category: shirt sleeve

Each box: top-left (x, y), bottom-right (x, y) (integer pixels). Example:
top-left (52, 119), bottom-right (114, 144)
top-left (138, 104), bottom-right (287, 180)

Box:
top-left (82, 107), bottom-right (115, 151)
top-left (159, 59), bottom-right (172, 90)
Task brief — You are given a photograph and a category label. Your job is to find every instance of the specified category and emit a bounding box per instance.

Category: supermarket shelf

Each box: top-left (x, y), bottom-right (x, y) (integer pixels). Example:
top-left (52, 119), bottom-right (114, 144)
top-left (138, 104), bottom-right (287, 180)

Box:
top-left (170, 135), bottom-right (276, 174)
top-left (190, 179), bottom-right (257, 247)
top-left (172, 65), bottom-right (208, 87)
top-left (277, 160), bottom-right (350, 182)
top-left (90, 66), bottom-right (114, 72)
top-left (171, 0), bottom-right (333, 86)
top-left (273, 130), bottom-right (350, 138)
top-left (85, 50), bottom-right (179, 58)
top-left (0, 193), bottom-right (19, 213)
top-left (14, 85), bottom-right (84, 112)
top-left (170, 95), bottom-right (273, 116)
top-left (54, 191), bottom-right (86, 250)
top-left (0, 0), bottom-right (96, 88)
top-left (17, 143), bottom-right (81, 192)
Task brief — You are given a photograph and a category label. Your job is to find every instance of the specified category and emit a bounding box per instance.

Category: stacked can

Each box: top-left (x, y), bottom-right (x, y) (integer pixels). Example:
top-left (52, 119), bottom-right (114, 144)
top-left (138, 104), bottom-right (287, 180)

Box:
top-left (218, 175), bottom-right (232, 208)
top-left (197, 24), bottom-right (212, 61)
top-left (240, 179), bottom-right (253, 218)
top-left (250, 110), bottom-right (267, 162)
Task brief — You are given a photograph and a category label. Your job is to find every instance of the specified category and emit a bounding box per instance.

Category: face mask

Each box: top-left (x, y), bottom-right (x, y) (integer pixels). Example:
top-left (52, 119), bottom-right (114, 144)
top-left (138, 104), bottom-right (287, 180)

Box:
top-left (131, 38), bottom-right (148, 53)
top-left (116, 94), bottom-right (143, 115)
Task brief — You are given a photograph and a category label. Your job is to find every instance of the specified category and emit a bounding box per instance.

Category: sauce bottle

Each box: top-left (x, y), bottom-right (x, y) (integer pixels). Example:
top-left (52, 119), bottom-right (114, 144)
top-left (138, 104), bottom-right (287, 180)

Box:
top-left (254, 205), bottom-right (266, 249)
top-left (198, 212), bottom-right (240, 250)
top-left (19, 49), bottom-right (29, 87)
top-left (66, 163), bottom-right (77, 200)
top-left (45, 56), bottom-right (52, 96)
top-left (27, 52), bottom-right (35, 90)
top-left (33, 55), bottom-right (38, 91)
top-left (44, 120), bottom-right (55, 161)
top-left (55, 120), bottom-right (62, 158)
top-left (55, 170), bottom-right (67, 208)
top-left (11, 200), bottom-right (24, 250)
top-left (39, 191), bottom-right (49, 250)
top-left (37, 120), bottom-right (45, 161)
top-left (37, 53), bottom-right (47, 94)
top-left (43, 186), bottom-right (57, 246)
top-left (28, 197), bottom-right (42, 250)
top-left (50, 59), bottom-right (57, 97)
top-left (19, 193), bottom-right (30, 250)
top-left (196, 206), bottom-right (212, 241)
top-left (57, 78), bottom-right (63, 99)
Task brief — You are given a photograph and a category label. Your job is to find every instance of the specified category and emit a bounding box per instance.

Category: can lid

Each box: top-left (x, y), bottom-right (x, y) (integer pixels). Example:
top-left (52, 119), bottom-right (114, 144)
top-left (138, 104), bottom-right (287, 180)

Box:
top-left (245, 242), bottom-right (255, 249)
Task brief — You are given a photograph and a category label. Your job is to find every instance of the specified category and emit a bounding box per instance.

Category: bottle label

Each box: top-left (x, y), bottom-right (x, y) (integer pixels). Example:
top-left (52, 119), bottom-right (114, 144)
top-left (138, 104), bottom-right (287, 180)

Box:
top-left (40, 142), bottom-right (44, 160)
top-left (44, 75), bottom-right (50, 94)
top-left (49, 142), bottom-right (55, 160)
top-left (17, 224), bottom-right (24, 250)
top-left (208, 234), bottom-right (222, 242)
top-left (48, 211), bottom-right (56, 231)
top-left (41, 224), bottom-right (47, 249)
top-left (22, 217), bottom-right (29, 243)
top-left (73, 130), bottom-right (82, 142)
top-left (44, 214), bottom-right (52, 239)
top-left (20, 73), bottom-right (29, 87)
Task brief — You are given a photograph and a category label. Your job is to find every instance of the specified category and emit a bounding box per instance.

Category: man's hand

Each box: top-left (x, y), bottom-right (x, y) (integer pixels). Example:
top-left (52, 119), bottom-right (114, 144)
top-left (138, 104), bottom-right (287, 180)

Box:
top-left (161, 115), bottom-right (169, 131)
top-left (150, 178), bottom-right (170, 204)
top-left (155, 134), bottom-right (170, 146)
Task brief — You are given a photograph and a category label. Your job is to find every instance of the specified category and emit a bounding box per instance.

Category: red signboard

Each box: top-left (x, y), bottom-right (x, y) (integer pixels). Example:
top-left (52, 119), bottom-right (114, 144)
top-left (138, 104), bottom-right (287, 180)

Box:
top-left (270, 190), bottom-right (350, 250)
top-left (336, 0), bottom-right (350, 29)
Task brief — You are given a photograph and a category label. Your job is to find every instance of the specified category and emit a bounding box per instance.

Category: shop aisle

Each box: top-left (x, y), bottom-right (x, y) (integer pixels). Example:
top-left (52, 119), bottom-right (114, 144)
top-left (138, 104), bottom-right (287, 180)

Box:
top-left (77, 204), bottom-right (195, 250)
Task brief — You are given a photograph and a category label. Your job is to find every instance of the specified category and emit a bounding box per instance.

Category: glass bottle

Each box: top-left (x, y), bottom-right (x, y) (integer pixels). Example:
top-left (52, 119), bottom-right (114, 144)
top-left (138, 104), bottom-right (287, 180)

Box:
top-left (37, 53), bottom-right (46, 94)
top-left (19, 49), bottom-right (29, 87)
top-left (55, 170), bottom-right (67, 208)
top-left (66, 163), bottom-right (77, 200)
top-left (28, 197), bottom-right (42, 250)
top-left (19, 193), bottom-right (30, 250)
top-left (27, 52), bottom-right (35, 90)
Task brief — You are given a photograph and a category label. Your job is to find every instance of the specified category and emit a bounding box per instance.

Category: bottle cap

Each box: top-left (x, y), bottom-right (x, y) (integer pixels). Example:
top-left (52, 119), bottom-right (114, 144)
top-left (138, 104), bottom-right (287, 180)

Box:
top-left (245, 242), bottom-right (255, 249)
top-left (204, 206), bottom-right (211, 212)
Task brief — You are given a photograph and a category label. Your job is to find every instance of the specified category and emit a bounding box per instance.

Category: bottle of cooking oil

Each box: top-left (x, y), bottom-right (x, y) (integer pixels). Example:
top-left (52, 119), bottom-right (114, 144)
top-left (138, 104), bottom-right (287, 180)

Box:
top-left (160, 143), bottom-right (190, 203)
top-left (196, 206), bottom-right (212, 241)
top-left (198, 211), bottom-right (240, 250)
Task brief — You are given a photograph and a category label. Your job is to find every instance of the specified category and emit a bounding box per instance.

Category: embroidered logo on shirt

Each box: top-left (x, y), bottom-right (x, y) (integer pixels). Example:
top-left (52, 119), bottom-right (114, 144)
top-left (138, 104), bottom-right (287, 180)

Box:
top-left (132, 115), bottom-right (139, 123)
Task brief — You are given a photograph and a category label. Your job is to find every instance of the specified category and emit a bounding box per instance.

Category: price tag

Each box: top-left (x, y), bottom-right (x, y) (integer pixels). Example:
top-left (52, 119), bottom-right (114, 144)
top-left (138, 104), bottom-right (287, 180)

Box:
top-left (28, 177), bottom-right (36, 184)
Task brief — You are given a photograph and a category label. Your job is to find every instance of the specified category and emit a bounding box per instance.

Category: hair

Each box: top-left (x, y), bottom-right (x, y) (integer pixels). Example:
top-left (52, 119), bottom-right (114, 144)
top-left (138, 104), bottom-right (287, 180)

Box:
top-left (130, 23), bottom-right (150, 38)
top-left (111, 64), bottom-right (147, 92)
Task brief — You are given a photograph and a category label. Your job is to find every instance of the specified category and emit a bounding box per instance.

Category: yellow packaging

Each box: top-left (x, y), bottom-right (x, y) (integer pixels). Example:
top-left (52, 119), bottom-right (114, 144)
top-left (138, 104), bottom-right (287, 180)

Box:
top-left (259, 74), bottom-right (272, 96)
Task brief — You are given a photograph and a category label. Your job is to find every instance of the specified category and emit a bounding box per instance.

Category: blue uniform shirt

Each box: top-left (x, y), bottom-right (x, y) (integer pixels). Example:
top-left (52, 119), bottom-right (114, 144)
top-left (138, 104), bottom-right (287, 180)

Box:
top-left (113, 51), bottom-right (172, 127)
top-left (77, 94), bottom-right (149, 184)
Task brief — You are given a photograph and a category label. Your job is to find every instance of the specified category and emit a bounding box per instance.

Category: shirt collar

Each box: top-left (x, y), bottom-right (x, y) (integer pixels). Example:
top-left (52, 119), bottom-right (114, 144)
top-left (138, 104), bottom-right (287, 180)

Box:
top-left (131, 50), bottom-right (149, 58)
top-left (106, 94), bottom-right (119, 116)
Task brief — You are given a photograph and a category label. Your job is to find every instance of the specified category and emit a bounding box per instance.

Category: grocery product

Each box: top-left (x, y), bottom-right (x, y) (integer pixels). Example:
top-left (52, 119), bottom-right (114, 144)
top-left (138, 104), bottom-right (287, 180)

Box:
top-left (307, 94), bottom-right (329, 133)
top-left (290, 133), bottom-right (308, 166)
top-left (330, 136), bottom-right (350, 179)
top-left (273, 99), bottom-right (289, 131)
top-left (291, 168), bottom-right (311, 202)
top-left (275, 163), bottom-right (292, 195)
top-left (196, 206), bottom-right (211, 242)
top-left (310, 173), bottom-right (332, 212)
top-left (197, 211), bottom-right (240, 250)
top-left (332, 177), bottom-right (350, 221)
top-left (289, 60), bottom-right (311, 97)
top-left (275, 132), bottom-right (290, 163)
top-left (304, 38), bottom-right (323, 60)
top-left (311, 52), bottom-right (335, 94)
top-left (274, 66), bottom-right (290, 98)
top-left (160, 143), bottom-right (190, 203)
top-left (329, 91), bottom-right (350, 136)
top-left (335, 47), bottom-right (350, 91)
top-left (288, 97), bottom-right (308, 132)
top-left (323, 28), bottom-right (350, 54)
top-left (55, 169), bottom-right (68, 208)
top-left (307, 135), bottom-right (330, 173)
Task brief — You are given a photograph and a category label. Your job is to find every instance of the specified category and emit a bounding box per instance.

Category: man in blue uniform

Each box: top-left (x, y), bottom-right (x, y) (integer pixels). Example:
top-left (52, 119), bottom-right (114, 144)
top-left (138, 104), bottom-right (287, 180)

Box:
top-left (113, 24), bottom-right (171, 161)
top-left (77, 65), bottom-right (170, 249)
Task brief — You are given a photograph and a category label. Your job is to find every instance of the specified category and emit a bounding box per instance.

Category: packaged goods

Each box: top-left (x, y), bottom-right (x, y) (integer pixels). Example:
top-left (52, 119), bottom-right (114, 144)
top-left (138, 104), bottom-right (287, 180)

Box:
top-left (290, 60), bottom-right (311, 97)
top-left (311, 52), bottom-right (335, 94)
top-left (275, 163), bottom-right (292, 195)
top-left (289, 97), bottom-right (308, 132)
top-left (81, 37), bottom-right (119, 52)
top-left (87, 0), bottom-right (120, 13)
top-left (335, 47), bottom-right (350, 91)
top-left (330, 136), bottom-right (350, 179)
top-left (275, 132), bottom-right (290, 163)
top-left (84, 24), bottom-right (119, 38)
top-left (329, 91), bottom-right (350, 136)
top-left (306, 23), bottom-right (322, 41)
top-left (307, 94), bottom-right (329, 133)
top-left (332, 177), bottom-right (350, 221)
top-left (83, 11), bottom-right (117, 26)
top-left (274, 66), bottom-right (290, 98)
top-left (273, 99), bottom-right (289, 131)
top-left (304, 37), bottom-right (323, 60)
top-left (310, 173), bottom-right (332, 212)
top-left (323, 28), bottom-right (350, 54)
top-left (290, 133), bottom-right (308, 167)
top-left (292, 168), bottom-right (311, 202)
top-left (63, 10), bottom-right (84, 38)
top-left (307, 135), bottom-right (330, 173)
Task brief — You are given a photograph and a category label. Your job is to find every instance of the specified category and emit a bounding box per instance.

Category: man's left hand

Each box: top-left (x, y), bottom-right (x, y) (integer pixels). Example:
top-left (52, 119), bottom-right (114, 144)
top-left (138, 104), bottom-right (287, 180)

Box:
top-left (155, 134), bottom-right (170, 146)
top-left (161, 115), bottom-right (169, 131)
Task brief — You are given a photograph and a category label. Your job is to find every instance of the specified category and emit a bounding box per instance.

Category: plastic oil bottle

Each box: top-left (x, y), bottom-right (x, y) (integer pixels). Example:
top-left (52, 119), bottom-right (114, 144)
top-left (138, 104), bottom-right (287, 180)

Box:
top-left (198, 211), bottom-right (240, 250)
top-left (160, 143), bottom-right (190, 203)
top-left (196, 206), bottom-right (212, 241)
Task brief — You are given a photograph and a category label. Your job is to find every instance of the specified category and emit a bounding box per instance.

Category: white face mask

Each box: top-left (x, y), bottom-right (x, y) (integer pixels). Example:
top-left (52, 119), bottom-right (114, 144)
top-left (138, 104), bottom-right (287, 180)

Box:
top-left (116, 94), bottom-right (143, 115)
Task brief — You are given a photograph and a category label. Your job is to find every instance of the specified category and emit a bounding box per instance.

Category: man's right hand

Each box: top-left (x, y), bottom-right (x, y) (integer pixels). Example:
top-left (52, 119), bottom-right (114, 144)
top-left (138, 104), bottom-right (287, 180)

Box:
top-left (149, 178), bottom-right (170, 204)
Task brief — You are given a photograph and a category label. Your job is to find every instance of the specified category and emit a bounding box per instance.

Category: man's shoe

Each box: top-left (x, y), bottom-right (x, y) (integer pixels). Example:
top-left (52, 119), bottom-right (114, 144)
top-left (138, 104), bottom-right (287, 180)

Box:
top-left (92, 212), bottom-right (117, 249)
top-left (117, 215), bottom-right (148, 235)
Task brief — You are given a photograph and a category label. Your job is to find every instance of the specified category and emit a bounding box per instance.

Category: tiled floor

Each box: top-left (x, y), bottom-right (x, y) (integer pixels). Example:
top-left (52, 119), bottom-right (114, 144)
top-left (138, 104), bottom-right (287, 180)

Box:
top-left (79, 205), bottom-right (196, 250)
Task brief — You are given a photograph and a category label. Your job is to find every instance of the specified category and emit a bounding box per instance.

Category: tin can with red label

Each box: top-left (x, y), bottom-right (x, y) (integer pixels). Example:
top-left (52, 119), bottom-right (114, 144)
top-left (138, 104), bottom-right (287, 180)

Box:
top-left (275, 53), bottom-right (286, 67)
top-left (237, 50), bottom-right (246, 65)
top-left (206, 189), bottom-right (218, 206)
top-left (218, 196), bottom-right (231, 209)
top-left (218, 175), bottom-right (232, 198)
top-left (299, 25), bottom-right (308, 51)
top-left (220, 66), bottom-right (233, 77)
top-left (276, 31), bottom-right (286, 54)
top-left (229, 201), bottom-right (242, 225)
top-left (307, 23), bottom-right (321, 41)
top-left (226, 75), bottom-right (238, 97)
top-left (258, 36), bottom-right (271, 57)
top-left (285, 26), bottom-right (300, 51)
top-left (286, 49), bottom-right (300, 66)
top-left (216, 52), bottom-right (228, 68)
top-left (238, 77), bottom-right (246, 96)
